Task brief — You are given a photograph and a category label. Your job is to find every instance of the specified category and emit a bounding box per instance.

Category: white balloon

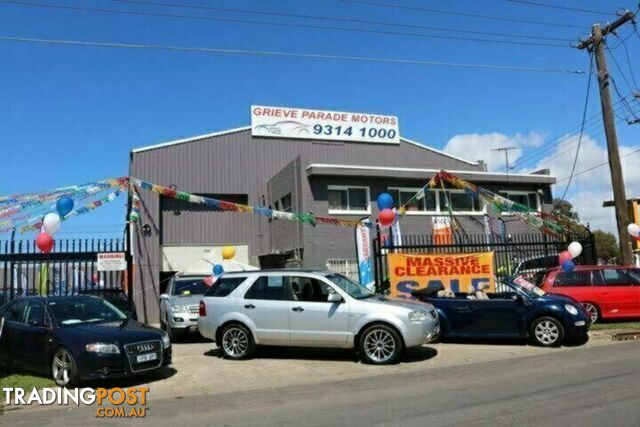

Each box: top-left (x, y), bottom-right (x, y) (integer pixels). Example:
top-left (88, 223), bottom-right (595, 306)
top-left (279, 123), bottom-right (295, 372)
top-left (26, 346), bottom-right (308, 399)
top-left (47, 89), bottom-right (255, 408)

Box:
top-left (567, 241), bottom-right (582, 259)
top-left (627, 223), bottom-right (640, 237)
top-left (42, 212), bottom-right (61, 235)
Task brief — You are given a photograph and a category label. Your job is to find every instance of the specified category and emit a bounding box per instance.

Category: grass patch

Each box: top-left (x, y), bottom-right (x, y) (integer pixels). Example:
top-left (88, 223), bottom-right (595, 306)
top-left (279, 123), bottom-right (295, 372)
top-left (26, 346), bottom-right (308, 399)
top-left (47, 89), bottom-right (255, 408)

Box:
top-left (0, 371), bottom-right (54, 405)
top-left (591, 321), bottom-right (640, 331)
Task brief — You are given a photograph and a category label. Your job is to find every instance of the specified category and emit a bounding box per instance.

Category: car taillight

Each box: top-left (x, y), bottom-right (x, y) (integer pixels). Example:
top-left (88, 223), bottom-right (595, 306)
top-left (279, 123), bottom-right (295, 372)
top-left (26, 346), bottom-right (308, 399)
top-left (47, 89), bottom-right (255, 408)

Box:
top-left (199, 301), bottom-right (206, 317)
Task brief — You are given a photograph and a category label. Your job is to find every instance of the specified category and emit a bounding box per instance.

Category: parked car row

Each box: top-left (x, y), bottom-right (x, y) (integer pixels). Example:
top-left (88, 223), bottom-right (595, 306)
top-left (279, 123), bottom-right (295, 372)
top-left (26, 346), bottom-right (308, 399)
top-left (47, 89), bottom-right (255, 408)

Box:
top-left (8, 263), bottom-right (635, 388)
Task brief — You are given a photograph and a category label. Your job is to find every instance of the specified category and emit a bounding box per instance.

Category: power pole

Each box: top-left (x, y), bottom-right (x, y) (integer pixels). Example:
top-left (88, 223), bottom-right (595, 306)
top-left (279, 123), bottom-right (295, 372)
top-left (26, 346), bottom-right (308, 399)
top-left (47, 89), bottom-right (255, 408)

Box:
top-left (577, 10), bottom-right (636, 265)
top-left (491, 146), bottom-right (517, 179)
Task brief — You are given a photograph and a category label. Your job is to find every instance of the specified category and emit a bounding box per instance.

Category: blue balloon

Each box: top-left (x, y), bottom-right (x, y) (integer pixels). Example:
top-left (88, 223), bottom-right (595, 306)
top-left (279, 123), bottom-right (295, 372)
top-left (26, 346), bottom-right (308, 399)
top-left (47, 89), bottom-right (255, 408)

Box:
top-left (376, 192), bottom-right (394, 211)
top-left (56, 196), bottom-right (74, 217)
top-left (213, 264), bottom-right (224, 276)
top-left (561, 260), bottom-right (576, 273)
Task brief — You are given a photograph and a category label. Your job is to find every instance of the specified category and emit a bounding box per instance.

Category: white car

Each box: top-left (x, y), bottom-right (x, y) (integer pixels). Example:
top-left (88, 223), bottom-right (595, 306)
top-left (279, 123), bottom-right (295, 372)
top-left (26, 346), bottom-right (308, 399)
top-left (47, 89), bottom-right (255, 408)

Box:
top-left (198, 270), bottom-right (439, 364)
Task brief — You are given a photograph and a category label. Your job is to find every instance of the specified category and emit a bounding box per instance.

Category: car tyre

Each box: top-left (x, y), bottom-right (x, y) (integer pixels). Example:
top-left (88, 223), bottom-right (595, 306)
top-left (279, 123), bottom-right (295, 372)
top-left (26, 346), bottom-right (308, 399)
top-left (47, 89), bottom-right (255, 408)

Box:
top-left (530, 316), bottom-right (565, 347)
top-left (359, 324), bottom-right (402, 365)
top-left (582, 302), bottom-right (599, 323)
top-left (51, 347), bottom-right (79, 387)
top-left (219, 323), bottom-right (255, 360)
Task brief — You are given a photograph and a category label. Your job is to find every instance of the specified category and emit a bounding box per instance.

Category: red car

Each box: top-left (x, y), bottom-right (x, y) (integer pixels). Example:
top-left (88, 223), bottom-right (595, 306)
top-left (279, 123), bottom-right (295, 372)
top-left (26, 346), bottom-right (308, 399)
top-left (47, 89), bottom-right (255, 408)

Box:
top-left (540, 266), bottom-right (640, 323)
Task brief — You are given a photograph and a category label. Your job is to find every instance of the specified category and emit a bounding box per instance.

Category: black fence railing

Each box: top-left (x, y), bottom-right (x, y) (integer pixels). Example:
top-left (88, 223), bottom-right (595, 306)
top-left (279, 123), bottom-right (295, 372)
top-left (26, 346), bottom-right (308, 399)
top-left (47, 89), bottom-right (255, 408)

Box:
top-left (0, 238), bottom-right (130, 304)
top-left (373, 232), bottom-right (597, 292)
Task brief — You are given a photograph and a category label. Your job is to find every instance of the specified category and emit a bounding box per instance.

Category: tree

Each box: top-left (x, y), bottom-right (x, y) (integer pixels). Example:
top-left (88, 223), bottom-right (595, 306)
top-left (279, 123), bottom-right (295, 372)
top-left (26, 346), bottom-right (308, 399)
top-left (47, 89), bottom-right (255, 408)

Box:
top-left (594, 229), bottom-right (620, 264)
top-left (552, 198), bottom-right (579, 221)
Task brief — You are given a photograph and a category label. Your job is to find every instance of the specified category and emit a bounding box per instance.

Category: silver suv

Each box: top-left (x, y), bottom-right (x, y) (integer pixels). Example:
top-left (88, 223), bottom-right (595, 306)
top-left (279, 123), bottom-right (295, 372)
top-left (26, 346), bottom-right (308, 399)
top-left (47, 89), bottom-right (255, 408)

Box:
top-left (160, 274), bottom-right (209, 341)
top-left (198, 270), bottom-right (439, 364)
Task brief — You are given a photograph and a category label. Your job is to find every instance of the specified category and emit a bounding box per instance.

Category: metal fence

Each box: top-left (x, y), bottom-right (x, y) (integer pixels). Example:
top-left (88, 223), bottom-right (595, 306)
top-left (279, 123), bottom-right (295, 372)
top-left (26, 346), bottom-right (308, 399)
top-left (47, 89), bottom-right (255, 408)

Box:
top-left (373, 232), bottom-right (596, 292)
top-left (0, 238), bottom-right (131, 304)
top-left (326, 259), bottom-right (359, 282)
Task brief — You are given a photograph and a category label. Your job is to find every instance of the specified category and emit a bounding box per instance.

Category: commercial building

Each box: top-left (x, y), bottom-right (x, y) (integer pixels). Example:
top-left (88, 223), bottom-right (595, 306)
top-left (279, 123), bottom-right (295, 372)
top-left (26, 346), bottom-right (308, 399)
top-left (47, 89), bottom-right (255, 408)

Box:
top-left (129, 106), bottom-right (556, 321)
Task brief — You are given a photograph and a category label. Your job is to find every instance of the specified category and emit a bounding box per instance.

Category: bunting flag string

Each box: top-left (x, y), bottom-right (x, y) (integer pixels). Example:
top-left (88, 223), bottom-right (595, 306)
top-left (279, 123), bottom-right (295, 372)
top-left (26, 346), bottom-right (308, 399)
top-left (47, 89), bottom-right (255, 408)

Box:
top-left (398, 170), bottom-right (586, 237)
top-left (130, 177), bottom-right (368, 228)
top-left (0, 178), bottom-right (129, 233)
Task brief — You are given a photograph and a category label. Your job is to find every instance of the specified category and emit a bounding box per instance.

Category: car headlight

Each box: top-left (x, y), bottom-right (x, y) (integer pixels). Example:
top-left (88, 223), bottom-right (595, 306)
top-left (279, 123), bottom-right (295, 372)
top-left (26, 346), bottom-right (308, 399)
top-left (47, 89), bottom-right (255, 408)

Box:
top-left (565, 304), bottom-right (578, 315)
top-left (162, 331), bottom-right (171, 349)
top-left (170, 305), bottom-right (188, 313)
top-left (408, 310), bottom-right (430, 321)
top-left (86, 343), bottom-right (120, 354)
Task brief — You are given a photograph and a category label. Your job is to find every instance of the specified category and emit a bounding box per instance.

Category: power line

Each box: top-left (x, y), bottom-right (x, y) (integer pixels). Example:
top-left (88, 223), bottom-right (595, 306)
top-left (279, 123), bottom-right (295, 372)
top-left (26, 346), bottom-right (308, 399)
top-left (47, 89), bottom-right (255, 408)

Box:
top-left (111, 0), bottom-right (574, 43)
top-left (560, 52), bottom-right (594, 200)
top-left (339, 0), bottom-right (585, 29)
top-left (0, 0), bottom-right (571, 48)
top-left (505, 0), bottom-right (613, 16)
top-left (612, 31), bottom-right (640, 90)
top-left (555, 148), bottom-right (640, 184)
top-left (0, 36), bottom-right (587, 73)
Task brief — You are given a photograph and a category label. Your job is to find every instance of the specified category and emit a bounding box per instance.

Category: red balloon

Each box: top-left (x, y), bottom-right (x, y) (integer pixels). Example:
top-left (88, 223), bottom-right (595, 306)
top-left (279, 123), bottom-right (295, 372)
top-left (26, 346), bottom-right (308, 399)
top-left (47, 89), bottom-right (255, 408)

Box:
top-left (36, 232), bottom-right (54, 254)
top-left (203, 276), bottom-right (215, 286)
top-left (378, 208), bottom-right (396, 227)
top-left (558, 250), bottom-right (572, 265)
top-left (634, 235), bottom-right (640, 241)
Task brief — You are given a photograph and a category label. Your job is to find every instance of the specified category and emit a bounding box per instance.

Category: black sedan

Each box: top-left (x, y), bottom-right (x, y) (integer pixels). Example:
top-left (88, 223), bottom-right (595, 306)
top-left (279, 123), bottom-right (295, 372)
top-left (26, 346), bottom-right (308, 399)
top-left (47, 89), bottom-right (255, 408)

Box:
top-left (0, 296), bottom-right (171, 386)
top-left (412, 276), bottom-right (591, 347)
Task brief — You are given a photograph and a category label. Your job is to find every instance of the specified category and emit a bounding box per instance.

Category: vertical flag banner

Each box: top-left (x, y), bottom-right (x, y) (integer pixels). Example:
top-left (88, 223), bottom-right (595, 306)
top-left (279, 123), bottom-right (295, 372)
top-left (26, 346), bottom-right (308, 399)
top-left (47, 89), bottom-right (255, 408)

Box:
top-left (388, 252), bottom-right (495, 297)
top-left (38, 263), bottom-right (49, 296)
top-left (355, 220), bottom-right (374, 290)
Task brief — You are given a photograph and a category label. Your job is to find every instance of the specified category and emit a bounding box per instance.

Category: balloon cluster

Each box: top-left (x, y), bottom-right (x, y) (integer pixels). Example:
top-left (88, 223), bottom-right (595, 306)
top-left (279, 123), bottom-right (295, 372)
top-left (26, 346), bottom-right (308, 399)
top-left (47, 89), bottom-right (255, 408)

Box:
top-left (36, 196), bottom-right (74, 254)
top-left (627, 223), bottom-right (640, 241)
top-left (204, 246), bottom-right (236, 286)
top-left (558, 242), bottom-right (582, 273)
top-left (376, 193), bottom-right (396, 227)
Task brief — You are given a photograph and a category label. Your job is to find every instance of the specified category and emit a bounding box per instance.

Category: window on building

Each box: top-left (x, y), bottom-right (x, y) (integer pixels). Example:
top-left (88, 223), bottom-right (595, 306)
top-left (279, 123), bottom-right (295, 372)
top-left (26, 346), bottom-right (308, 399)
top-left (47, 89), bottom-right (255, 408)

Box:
top-left (388, 188), bottom-right (437, 213)
top-left (499, 191), bottom-right (540, 211)
top-left (328, 186), bottom-right (370, 214)
top-left (439, 190), bottom-right (481, 213)
top-left (274, 200), bottom-right (281, 211)
top-left (387, 188), bottom-right (480, 214)
top-left (280, 193), bottom-right (292, 212)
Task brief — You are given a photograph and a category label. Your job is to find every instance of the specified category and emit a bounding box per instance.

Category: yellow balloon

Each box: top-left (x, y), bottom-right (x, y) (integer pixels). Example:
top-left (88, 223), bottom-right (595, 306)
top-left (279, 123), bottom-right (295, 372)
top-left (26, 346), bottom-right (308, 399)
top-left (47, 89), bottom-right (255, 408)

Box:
top-left (222, 246), bottom-right (236, 260)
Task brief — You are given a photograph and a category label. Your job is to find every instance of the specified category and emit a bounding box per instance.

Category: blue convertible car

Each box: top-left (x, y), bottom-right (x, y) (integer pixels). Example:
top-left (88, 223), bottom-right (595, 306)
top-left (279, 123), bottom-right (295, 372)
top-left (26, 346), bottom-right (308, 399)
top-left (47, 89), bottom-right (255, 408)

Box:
top-left (411, 276), bottom-right (590, 346)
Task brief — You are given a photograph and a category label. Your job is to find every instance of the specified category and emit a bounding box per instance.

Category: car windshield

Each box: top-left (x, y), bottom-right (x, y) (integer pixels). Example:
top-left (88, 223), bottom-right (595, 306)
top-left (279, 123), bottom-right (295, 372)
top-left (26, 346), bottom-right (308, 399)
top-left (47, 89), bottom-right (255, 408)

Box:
top-left (172, 278), bottom-right (209, 296)
top-left (508, 276), bottom-right (546, 298)
top-left (325, 274), bottom-right (375, 300)
top-left (48, 297), bottom-right (127, 326)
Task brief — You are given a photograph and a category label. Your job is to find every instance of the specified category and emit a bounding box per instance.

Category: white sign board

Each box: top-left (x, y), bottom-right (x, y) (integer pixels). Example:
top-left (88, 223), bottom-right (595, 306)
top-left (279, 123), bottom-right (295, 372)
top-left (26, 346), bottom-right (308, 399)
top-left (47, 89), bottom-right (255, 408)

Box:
top-left (251, 105), bottom-right (399, 144)
top-left (97, 253), bottom-right (127, 271)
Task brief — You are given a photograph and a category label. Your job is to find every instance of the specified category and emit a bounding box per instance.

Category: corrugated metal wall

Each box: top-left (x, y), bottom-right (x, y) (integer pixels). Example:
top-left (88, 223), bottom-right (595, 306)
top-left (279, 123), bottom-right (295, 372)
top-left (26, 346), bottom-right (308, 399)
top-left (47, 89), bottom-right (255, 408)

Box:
top-left (129, 128), bottom-right (486, 322)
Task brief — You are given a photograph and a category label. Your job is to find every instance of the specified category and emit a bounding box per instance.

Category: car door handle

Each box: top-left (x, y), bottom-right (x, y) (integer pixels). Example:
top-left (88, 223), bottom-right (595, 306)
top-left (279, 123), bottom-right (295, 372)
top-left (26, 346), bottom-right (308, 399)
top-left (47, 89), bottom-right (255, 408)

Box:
top-left (292, 306), bottom-right (304, 312)
top-left (244, 304), bottom-right (256, 309)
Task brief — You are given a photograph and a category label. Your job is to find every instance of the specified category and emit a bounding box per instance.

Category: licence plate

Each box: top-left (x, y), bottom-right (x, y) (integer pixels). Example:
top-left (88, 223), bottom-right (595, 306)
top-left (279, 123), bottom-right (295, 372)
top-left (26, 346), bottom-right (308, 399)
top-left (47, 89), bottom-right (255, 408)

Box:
top-left (136, 353), bottom-right (157, 363)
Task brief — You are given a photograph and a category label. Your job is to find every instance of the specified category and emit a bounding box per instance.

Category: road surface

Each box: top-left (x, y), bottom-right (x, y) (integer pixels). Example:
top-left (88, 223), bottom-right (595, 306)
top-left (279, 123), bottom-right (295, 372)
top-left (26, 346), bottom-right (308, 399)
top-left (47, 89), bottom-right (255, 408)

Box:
top-left (2, 341), bottom-right (639, 426)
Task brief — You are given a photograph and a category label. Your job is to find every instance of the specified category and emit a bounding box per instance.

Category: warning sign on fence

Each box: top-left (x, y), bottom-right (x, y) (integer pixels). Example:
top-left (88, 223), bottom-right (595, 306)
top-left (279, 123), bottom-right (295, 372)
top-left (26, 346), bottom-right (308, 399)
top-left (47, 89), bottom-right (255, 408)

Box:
top-left (97, 253), bottom-right (127, 271)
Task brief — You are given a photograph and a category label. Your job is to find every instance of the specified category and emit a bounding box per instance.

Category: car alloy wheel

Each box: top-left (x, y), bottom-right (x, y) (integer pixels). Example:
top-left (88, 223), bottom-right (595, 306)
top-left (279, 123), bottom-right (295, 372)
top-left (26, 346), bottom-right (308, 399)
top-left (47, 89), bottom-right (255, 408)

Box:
top-left (582, 303), bottom-right (599, 323)
top-left (363, 328), bottom-right (397, 364)
top-left (533, 319), bottom-right (561, 346)
top-left (52, 348), bottom-right (76, 387)
top-left (221, 325), bottom-right (252, 359)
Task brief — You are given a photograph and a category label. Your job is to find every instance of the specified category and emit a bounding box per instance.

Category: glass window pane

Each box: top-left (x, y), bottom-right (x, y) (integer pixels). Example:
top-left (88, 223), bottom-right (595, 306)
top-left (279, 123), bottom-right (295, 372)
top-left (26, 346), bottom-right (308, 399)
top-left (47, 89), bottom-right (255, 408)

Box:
top-left (424, 191), bottom-right (436, 211)
top-left (348, 188), bottom-right (368, 211)
top-left (290, 277), bottom-right (331, 302)
top-left (205, 277), bottom-right (247, 297)
top-left (400, 190), bottom-right (424, 211)
top-left (328, 189), bottom-right (348, 211)
top-left (448, 192), bottom-right (474, 212)
top-left (245, 276), bottom-right (290, 300)
top-left (280, 193), bottom-right (292, 212)
top-left (553, 272), bottom-right (591, 287)
top-left (601, 269), bottom-right (636, 286)
top-left (387, 190), bottom-right (399, 207)
top-left (527, 193), bottom-right (538, 209)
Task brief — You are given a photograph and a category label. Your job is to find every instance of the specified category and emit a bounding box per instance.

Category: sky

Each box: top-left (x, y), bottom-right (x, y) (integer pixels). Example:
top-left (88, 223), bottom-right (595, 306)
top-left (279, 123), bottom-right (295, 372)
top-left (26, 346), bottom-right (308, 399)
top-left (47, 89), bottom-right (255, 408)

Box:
top-left (0, 0), bottom-right (639, 240)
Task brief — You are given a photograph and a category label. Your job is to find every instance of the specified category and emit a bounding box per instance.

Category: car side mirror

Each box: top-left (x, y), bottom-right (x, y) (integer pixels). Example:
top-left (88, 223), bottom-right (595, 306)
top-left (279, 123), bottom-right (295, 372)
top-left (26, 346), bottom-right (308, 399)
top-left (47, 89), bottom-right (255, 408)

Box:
top-left (160, 294), bottom-right (169, 301)
top-left (327, 291), bottom-right (343, 303)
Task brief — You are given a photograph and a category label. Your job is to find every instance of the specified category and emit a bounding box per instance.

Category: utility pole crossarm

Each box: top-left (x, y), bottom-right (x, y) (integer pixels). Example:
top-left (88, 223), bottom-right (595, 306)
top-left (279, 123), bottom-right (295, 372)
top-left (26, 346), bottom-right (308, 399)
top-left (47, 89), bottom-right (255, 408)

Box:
top-left (576, 10), bottom-right (636, 50)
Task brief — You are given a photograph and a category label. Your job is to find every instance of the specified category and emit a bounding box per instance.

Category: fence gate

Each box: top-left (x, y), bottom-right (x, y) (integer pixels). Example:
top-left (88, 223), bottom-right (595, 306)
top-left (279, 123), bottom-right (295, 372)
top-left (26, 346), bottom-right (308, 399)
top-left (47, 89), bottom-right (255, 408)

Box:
top-left (372, 232), bottom-right (596, 292)
top-left (0, 238), bottom-right (132, 304)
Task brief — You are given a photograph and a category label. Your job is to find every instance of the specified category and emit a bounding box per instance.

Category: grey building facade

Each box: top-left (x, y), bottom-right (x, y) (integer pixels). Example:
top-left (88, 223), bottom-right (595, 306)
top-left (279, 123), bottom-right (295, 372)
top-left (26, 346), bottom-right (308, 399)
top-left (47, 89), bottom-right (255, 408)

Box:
top-left (129, 126), bottom-right (556, 322)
